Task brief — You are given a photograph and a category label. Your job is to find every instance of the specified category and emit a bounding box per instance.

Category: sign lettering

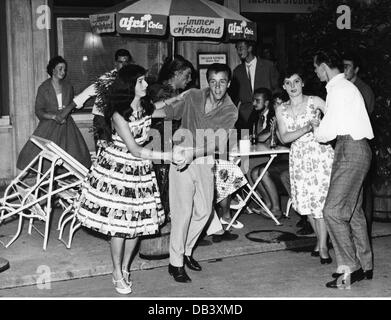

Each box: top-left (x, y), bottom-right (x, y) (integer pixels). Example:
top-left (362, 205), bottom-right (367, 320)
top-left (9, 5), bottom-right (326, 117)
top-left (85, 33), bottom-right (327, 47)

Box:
top-left (90, 14), bottom-right (115, 33)
top-left (170, 16), bottom-right (224, 38)
top-left (117, 14), bottom-right (166, 35)
top-left (241, 0), bottom-right (324, 13)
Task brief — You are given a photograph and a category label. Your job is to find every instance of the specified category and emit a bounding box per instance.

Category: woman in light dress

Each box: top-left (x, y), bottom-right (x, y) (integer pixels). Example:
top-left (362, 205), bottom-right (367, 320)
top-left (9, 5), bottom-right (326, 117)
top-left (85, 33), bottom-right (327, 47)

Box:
top-left (275, 69), bottom-right (334, 263)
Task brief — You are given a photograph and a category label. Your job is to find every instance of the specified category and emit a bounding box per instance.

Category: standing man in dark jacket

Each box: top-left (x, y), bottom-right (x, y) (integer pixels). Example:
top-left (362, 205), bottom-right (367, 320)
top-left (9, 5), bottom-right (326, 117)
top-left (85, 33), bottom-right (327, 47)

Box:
top-left (230, 40), bottom-right (279, 130)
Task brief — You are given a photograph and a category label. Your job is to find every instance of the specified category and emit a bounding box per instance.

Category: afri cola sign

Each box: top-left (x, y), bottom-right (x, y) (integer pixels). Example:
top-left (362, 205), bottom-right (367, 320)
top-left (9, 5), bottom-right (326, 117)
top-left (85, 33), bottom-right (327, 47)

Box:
top-left (117, 14), bottom-right (166, 35)
top-left (226, 20), bottom-right (257, 41)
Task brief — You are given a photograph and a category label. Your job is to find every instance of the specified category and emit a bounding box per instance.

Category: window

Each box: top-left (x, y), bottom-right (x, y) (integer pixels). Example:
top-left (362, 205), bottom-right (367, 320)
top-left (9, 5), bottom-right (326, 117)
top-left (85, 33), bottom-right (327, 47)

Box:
top-left (56, 17), bottom-right (168, 112)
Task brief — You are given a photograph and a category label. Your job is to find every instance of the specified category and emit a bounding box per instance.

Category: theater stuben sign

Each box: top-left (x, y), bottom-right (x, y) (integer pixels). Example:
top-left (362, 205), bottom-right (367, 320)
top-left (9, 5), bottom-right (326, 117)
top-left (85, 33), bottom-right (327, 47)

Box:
top-left (241, 0), bottom-right (324, 13)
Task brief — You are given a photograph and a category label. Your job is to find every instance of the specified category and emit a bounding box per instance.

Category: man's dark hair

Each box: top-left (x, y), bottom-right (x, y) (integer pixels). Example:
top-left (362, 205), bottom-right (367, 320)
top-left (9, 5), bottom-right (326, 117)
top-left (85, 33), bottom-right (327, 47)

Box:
top-left (235, 40), bottom-right (257, 56)
top-left (206, 63), bottom-right (232, 81)
top-left (115, 49), bottom-right (133, 62)
top-left (314, 49), bottom-right (344, 72)
top-left (46, 56), bottom-right (67, 77)
top-left (342, 50), bottom-right (362, 70)
top-left (253, 87), bottom-right (272, 103)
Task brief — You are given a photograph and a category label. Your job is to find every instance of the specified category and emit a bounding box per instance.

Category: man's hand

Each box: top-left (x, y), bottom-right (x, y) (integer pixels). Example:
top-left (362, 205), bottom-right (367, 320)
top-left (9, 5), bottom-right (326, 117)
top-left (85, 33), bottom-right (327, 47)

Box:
top-left (173, 145), bottom-right (193, 171)
top-left (309, 118), bottom-right (320, 128)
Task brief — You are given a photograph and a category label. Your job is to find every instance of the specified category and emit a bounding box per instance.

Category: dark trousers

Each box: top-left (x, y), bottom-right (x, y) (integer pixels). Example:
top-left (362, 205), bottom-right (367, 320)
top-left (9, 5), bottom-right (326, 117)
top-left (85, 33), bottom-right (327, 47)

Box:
top-left (323, 136), bottom-right (373, 273)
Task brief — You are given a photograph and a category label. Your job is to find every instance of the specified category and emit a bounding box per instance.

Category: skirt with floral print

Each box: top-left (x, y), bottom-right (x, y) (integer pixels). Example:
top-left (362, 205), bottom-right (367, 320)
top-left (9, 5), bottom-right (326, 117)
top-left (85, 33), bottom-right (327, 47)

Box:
top-left (290, 137), bottom-right (334, 218)
top-left (213, 159), bottom-right (247, 203)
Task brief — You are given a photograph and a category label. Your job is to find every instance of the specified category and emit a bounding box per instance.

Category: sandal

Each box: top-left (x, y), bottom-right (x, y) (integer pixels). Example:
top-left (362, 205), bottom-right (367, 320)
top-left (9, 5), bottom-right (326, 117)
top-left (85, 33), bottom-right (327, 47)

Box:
top-left (122, 269), bottom-right (133, 287)
top-left (112, 276), bottom-right (132, 295)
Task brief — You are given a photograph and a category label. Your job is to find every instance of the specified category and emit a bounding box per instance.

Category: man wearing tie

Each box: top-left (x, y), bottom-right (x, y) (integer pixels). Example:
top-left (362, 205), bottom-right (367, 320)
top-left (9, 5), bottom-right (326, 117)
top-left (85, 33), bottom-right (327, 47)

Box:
top-left (230, 40), bottom-right (280, 131)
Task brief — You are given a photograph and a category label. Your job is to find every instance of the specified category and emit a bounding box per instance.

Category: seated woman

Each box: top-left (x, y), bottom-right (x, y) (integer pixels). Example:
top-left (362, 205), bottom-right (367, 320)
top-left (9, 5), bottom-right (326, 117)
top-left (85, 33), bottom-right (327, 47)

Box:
top-left (17, 56), bottom-right (92, 170)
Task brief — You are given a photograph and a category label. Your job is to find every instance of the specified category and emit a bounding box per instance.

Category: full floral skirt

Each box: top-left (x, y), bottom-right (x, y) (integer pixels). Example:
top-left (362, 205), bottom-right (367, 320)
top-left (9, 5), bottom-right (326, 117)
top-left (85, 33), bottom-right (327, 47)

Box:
top-left (75, 144), bottom-right (165, 238)
top-left (289, 139), bottom-right (334, 218)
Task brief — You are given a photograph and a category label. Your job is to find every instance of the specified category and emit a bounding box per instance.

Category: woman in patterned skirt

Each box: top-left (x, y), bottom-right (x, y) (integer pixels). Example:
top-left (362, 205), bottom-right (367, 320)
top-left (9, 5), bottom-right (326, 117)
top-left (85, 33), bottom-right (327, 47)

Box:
top-left (75, 64), bottom-right (180, 294)
top-left (275, 69), bottom-right (334, 264)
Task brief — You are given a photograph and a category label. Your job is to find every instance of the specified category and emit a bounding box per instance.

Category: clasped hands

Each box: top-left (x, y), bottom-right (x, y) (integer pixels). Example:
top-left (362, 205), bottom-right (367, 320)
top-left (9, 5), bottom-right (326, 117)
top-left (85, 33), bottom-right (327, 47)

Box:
top-left (171, 145), bottom-right (194, 171)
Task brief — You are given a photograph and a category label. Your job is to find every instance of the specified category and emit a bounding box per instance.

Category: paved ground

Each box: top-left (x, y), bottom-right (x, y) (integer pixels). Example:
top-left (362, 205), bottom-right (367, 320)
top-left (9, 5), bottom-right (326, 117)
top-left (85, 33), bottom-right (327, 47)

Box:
top-left (1, 192), bottom-right (391, 298)
top-left (1, 236), bottom-right (391, 298)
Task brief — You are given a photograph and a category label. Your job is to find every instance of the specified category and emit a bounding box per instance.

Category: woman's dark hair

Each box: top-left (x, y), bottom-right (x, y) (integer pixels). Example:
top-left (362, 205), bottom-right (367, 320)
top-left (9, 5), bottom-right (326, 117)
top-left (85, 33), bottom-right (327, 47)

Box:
top-left (157, 55), bottom-right (194, 83)
top-left (104, 64), bottom-right (155, 125)
top-left (280, 67), bottom-right (306, 85)
top-left (47, 56), bottom-right (67, 77)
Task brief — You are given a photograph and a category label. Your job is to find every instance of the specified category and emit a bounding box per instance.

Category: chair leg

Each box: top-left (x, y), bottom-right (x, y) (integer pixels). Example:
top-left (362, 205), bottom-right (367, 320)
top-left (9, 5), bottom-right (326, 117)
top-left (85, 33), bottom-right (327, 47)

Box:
top-left (67, 216), bottom-right (81, 249)
top-left (5, 215), bottom-right (24, 248)
top-left (58, 213), bottom-right (75, 240)
top-left (43, 214), bottom-right (51, 251)
top-left (285, 198), bottom-right (292, 217)
top-left (28, 217), bottom-right (34, 235)
top-left (57, 202), bottom-right (72, 231)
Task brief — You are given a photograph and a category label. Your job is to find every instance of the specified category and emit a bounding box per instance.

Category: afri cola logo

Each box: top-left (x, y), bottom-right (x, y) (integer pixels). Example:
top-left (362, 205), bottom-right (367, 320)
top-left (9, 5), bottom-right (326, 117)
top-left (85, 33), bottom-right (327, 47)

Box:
top-left (228, 21), bottom-right (254, 38)
top-left (119, 14), bottom-right (164, 33)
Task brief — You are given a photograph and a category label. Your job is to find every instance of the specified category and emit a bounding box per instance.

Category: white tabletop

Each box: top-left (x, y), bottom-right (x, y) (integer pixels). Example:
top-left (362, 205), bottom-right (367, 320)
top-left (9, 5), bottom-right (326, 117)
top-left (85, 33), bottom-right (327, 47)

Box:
top-left (229, 143), bottom-right (290, 157)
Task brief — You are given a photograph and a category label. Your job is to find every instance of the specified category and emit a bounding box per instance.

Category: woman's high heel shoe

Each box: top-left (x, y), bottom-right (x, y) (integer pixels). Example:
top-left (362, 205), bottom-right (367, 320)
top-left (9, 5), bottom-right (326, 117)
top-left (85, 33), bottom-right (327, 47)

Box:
top-left (320, 256), bottom-right (332, 264)
top-left (311, 250), bottom-right (320, 257)
top-left (112, 277), bottom-right (132, 295)
top-left (122, 269), bottom-right (133, 287)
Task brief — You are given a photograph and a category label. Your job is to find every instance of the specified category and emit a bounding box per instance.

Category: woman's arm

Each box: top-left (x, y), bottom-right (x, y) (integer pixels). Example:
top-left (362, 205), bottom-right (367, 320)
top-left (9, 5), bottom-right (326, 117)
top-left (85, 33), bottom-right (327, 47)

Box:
top-left (112, 112), bottom-right (172, 162)
top-left (275, 105), bottom-right (312, 144)
top-left (35, 86), bottom-right (58, 121)
top-left (313, 96), bottom-right (326, 114)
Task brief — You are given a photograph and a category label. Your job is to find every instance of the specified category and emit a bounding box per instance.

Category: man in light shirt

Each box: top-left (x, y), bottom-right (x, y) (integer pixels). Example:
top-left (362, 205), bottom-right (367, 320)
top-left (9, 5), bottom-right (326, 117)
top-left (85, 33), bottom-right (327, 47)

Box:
top-left (342, 51), bottom-right (376, 239)
top-left (312, 49), bottom-right (374, 289)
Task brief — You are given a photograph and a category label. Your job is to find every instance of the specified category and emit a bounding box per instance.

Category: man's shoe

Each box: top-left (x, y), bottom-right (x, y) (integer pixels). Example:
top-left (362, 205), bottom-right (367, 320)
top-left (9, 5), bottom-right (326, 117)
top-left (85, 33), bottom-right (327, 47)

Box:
top-left (364, 270), bottom-right (373, 280)
top-left (168, 264), bottom-right (191, 283)
top-left (212, 231), bottom-right (239, 243)
top-left (184, 255), bottom-right (202, 271)
top-left (332, 269), bottom-right (373, 280)
top-left (326, 268), bottom-right (365, 288)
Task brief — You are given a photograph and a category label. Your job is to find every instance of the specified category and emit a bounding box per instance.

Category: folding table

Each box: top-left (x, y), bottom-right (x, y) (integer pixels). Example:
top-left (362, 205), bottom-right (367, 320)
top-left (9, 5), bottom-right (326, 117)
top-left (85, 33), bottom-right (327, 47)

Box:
top-left (226, 143), bottom-right (290, 230)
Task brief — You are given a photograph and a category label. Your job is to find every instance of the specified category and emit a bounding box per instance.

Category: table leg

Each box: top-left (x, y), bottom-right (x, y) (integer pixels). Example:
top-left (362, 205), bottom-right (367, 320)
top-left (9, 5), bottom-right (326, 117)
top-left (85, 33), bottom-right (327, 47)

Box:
top-left (226, 155), bottom-right (281, 230)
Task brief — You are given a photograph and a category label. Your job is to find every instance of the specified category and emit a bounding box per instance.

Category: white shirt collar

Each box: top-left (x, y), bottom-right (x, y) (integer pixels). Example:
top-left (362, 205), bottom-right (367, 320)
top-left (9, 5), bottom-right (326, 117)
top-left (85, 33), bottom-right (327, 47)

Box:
top-left (245, 57), bottom-right (257, 68)
top-left (326, 73), bottom-right (345, 92)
